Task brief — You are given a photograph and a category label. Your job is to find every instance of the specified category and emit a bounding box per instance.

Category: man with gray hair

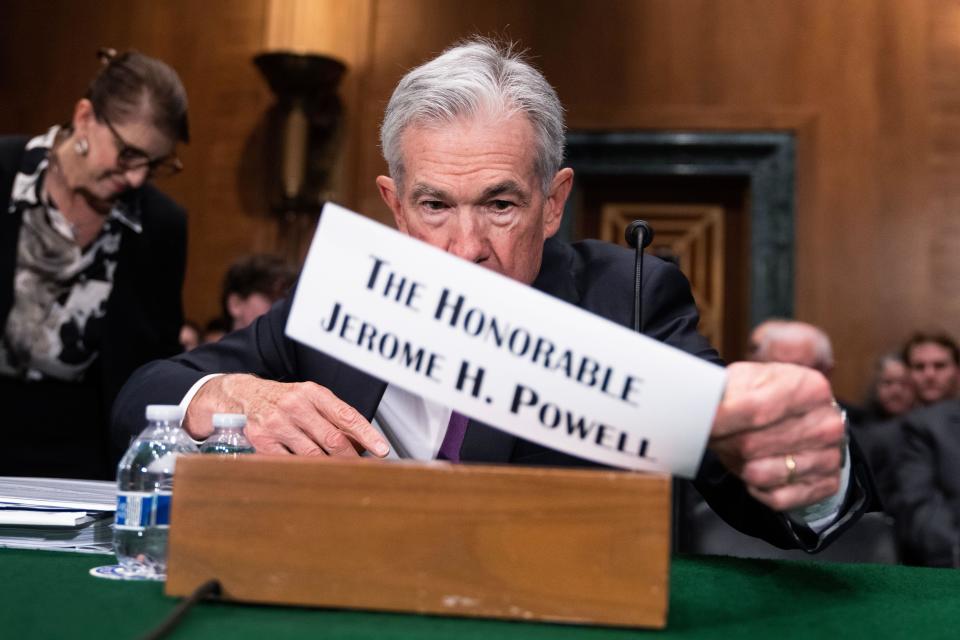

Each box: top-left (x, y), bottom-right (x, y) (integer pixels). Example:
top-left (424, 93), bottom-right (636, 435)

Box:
top-left (114, 39), bottom-right (870, 551)
top-left (746, 318), bottom-right (869, 482)
top-left (749, 319), bottom-right (835, 377)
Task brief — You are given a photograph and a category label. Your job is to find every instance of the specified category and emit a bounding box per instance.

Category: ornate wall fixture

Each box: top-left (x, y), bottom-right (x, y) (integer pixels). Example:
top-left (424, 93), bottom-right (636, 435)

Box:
top-left (254, 51), bottom-right (347, 258)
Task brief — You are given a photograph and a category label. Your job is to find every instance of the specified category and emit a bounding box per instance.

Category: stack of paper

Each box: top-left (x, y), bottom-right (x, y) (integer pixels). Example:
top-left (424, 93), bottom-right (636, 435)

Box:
top-left (0, 477), bottom-right (116, 554)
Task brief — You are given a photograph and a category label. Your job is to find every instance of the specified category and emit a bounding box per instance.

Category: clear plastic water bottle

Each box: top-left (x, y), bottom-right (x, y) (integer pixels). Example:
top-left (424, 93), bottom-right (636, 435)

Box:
top-left (200, 413), bottom-right (255, 456)
top-left (113, 404), bottom-right (199, 580)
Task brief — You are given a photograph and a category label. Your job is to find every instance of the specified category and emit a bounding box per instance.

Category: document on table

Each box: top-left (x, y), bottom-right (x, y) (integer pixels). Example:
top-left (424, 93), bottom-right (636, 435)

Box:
top-left (0, 510), bottom-right (99, 526)
top-left (0, 477), bottom-right (116, 554)
top-left (0, 476), bottom-right (115, 511)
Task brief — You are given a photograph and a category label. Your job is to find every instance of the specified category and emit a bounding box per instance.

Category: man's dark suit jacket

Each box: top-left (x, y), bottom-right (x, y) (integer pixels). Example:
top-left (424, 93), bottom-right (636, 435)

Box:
top-left (0, 135), bottom-right (187, 474)
top-left (113, 236), bottom-right (871, 551)
top-left (896, 399), bottom-right (960, 566)
top-left (851, 416), bottom-right (903, 512)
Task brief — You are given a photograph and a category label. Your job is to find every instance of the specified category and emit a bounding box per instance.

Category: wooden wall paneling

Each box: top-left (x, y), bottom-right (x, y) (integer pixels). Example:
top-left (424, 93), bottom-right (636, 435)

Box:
top-left (786, 3), bottom-right (880, 394)
top-left (841, 0), bottom-right (930, 390)
top-left (0, 2), bottom-right (134, 129)
top-left (925, 0), bottom-right (960, 347)
top-left (146, 1), bottom-right (276, 326)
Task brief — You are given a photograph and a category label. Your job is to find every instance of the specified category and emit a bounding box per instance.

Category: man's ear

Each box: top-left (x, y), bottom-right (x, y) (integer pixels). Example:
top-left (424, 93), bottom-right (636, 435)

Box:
top-left (542, 167), bottom-right (574, 238)
top-left (376, 175), bottom-right (407, 232)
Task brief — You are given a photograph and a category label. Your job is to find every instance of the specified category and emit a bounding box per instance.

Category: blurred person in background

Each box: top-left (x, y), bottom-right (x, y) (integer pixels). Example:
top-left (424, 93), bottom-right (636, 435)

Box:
top-left (220, 253), bottom-right (296, 331)
top-left (179, 320), bottom-right (200, 352)
top-left (902, 332), bottom-right (960, 407)
top-left (748, 318), bottom-right (864, 423)
top-left (851, 353), bottom-right (916, 510)
top-left (192, 255), bottom-right (296, 347)
top-left (749, 318), bottom-right (878, 468)
top-left (896, 335), bottom-right (960, 566)
top-left (896, 389), bottom-right (960, 566)
top-left (748, 319), bottom-right (834, 375)
top-left (862, 354), bottom-right (916, 422)
top-left (0, 49), bottom-right (189, 479)
top-left (745, 317), bottom-right (787, 361)
top-left (201, 317), bottom-right (230, 345)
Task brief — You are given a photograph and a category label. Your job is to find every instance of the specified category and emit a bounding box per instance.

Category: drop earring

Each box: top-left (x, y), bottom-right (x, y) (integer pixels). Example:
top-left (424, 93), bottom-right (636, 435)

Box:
top-left (74, 138), bottom-right (89, 156)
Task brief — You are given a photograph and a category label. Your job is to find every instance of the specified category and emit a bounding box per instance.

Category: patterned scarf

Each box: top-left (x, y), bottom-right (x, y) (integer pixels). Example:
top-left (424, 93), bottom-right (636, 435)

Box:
top-left (0, 126), bottom-right (141, 382)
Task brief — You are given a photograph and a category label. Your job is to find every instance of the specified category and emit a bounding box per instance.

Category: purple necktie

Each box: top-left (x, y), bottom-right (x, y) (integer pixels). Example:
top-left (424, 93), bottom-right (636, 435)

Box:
top-left (437, 411), bottom-right (469, 462)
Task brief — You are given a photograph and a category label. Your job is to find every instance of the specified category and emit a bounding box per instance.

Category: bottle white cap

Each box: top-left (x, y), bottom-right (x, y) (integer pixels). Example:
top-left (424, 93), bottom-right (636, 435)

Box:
top-left (146, 405), bottom-right (184, 422)
top-left (212, 413), bottom-right (247, 429)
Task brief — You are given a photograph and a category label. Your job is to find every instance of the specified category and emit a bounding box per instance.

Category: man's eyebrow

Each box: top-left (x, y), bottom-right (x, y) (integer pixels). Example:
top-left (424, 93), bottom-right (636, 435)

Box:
top-left (478, 181), bottom-right (530, 202)
top-left (408, 184), bottom-right (451, 202)
top-left (407, 181), bottom-right (531, 204)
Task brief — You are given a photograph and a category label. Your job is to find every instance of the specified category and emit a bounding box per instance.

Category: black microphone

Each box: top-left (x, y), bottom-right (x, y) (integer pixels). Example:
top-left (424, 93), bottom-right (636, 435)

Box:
top-left (624, 220), bottom-right (655, 249)
top-left (625, 220), bottom-right (654, 333)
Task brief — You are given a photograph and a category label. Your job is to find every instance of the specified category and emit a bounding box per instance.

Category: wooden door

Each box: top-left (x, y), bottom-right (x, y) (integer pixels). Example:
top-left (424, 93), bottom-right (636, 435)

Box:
top-left (600, 203), bottom-right (726, 356)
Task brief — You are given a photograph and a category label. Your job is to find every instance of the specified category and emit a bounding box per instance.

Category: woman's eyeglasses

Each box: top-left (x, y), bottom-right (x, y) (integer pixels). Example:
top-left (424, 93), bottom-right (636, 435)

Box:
top-left (99, 115), bottom-right (182, 179)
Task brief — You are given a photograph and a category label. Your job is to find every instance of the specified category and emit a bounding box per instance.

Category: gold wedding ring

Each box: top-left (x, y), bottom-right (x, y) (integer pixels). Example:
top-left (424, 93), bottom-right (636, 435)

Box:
top-left (784, 454), bottom-right (797, 484)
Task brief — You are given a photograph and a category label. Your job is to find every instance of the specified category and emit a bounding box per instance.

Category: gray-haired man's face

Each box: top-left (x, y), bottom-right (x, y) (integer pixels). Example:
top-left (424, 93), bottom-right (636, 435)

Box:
top-left (376, 113), bottom-right (573, 285)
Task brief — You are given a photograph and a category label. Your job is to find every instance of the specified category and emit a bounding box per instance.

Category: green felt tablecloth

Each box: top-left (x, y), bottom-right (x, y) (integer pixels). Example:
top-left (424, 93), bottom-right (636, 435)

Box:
top-left (4, 549), bottom-right (959, 639)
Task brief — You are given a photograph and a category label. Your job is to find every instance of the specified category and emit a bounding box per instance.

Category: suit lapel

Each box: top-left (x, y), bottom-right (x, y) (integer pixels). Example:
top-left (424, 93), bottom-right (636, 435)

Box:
top-left (532, 237), bottom-right (581, 305)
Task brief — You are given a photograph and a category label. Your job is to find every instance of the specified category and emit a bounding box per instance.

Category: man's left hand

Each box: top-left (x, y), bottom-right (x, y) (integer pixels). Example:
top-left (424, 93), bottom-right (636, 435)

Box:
top-left (708, 361), bottom-right (847, 512)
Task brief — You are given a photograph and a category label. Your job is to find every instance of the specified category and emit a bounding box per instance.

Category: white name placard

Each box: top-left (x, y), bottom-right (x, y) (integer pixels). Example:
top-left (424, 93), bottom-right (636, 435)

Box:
top-left (286, 204), bottom-right (726, 478)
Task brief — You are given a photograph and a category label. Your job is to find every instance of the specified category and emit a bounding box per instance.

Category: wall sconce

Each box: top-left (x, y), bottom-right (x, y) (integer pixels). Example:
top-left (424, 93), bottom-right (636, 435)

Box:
top-left (254, 51), bottom-right (346, 256)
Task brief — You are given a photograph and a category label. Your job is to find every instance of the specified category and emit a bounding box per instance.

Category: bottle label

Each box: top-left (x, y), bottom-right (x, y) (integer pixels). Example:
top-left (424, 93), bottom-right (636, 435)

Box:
top-left (154, 492), bottom-right (172, 528)
top-left (114, 491), bottom-right (173, 530)
top-left (115, 492), bottom-right (151, 531)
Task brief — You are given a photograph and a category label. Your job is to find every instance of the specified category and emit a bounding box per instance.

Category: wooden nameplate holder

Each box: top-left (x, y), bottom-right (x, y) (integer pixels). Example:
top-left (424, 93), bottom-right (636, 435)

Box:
top-left (166, 455), bottom-right (671, 628)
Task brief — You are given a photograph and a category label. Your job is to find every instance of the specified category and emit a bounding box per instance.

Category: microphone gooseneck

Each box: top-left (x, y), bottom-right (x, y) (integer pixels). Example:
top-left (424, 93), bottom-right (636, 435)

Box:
top-left (625, 220), bottom-right (654, 333)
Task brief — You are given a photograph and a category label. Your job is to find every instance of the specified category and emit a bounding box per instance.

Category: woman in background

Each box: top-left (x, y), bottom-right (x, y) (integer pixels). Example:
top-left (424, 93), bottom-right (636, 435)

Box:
top-left (0, 49), bottom-right (189, 479)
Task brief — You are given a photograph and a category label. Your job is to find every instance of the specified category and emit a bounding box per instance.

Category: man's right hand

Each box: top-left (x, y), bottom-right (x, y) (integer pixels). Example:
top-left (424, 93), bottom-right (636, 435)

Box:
top-left (184, 374), bottom-right (390, 458)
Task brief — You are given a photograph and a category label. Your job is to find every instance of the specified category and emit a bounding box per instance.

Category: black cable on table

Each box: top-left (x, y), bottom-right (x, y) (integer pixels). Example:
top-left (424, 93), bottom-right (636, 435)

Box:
top-left (140, 578), bottom-right (221, 640)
